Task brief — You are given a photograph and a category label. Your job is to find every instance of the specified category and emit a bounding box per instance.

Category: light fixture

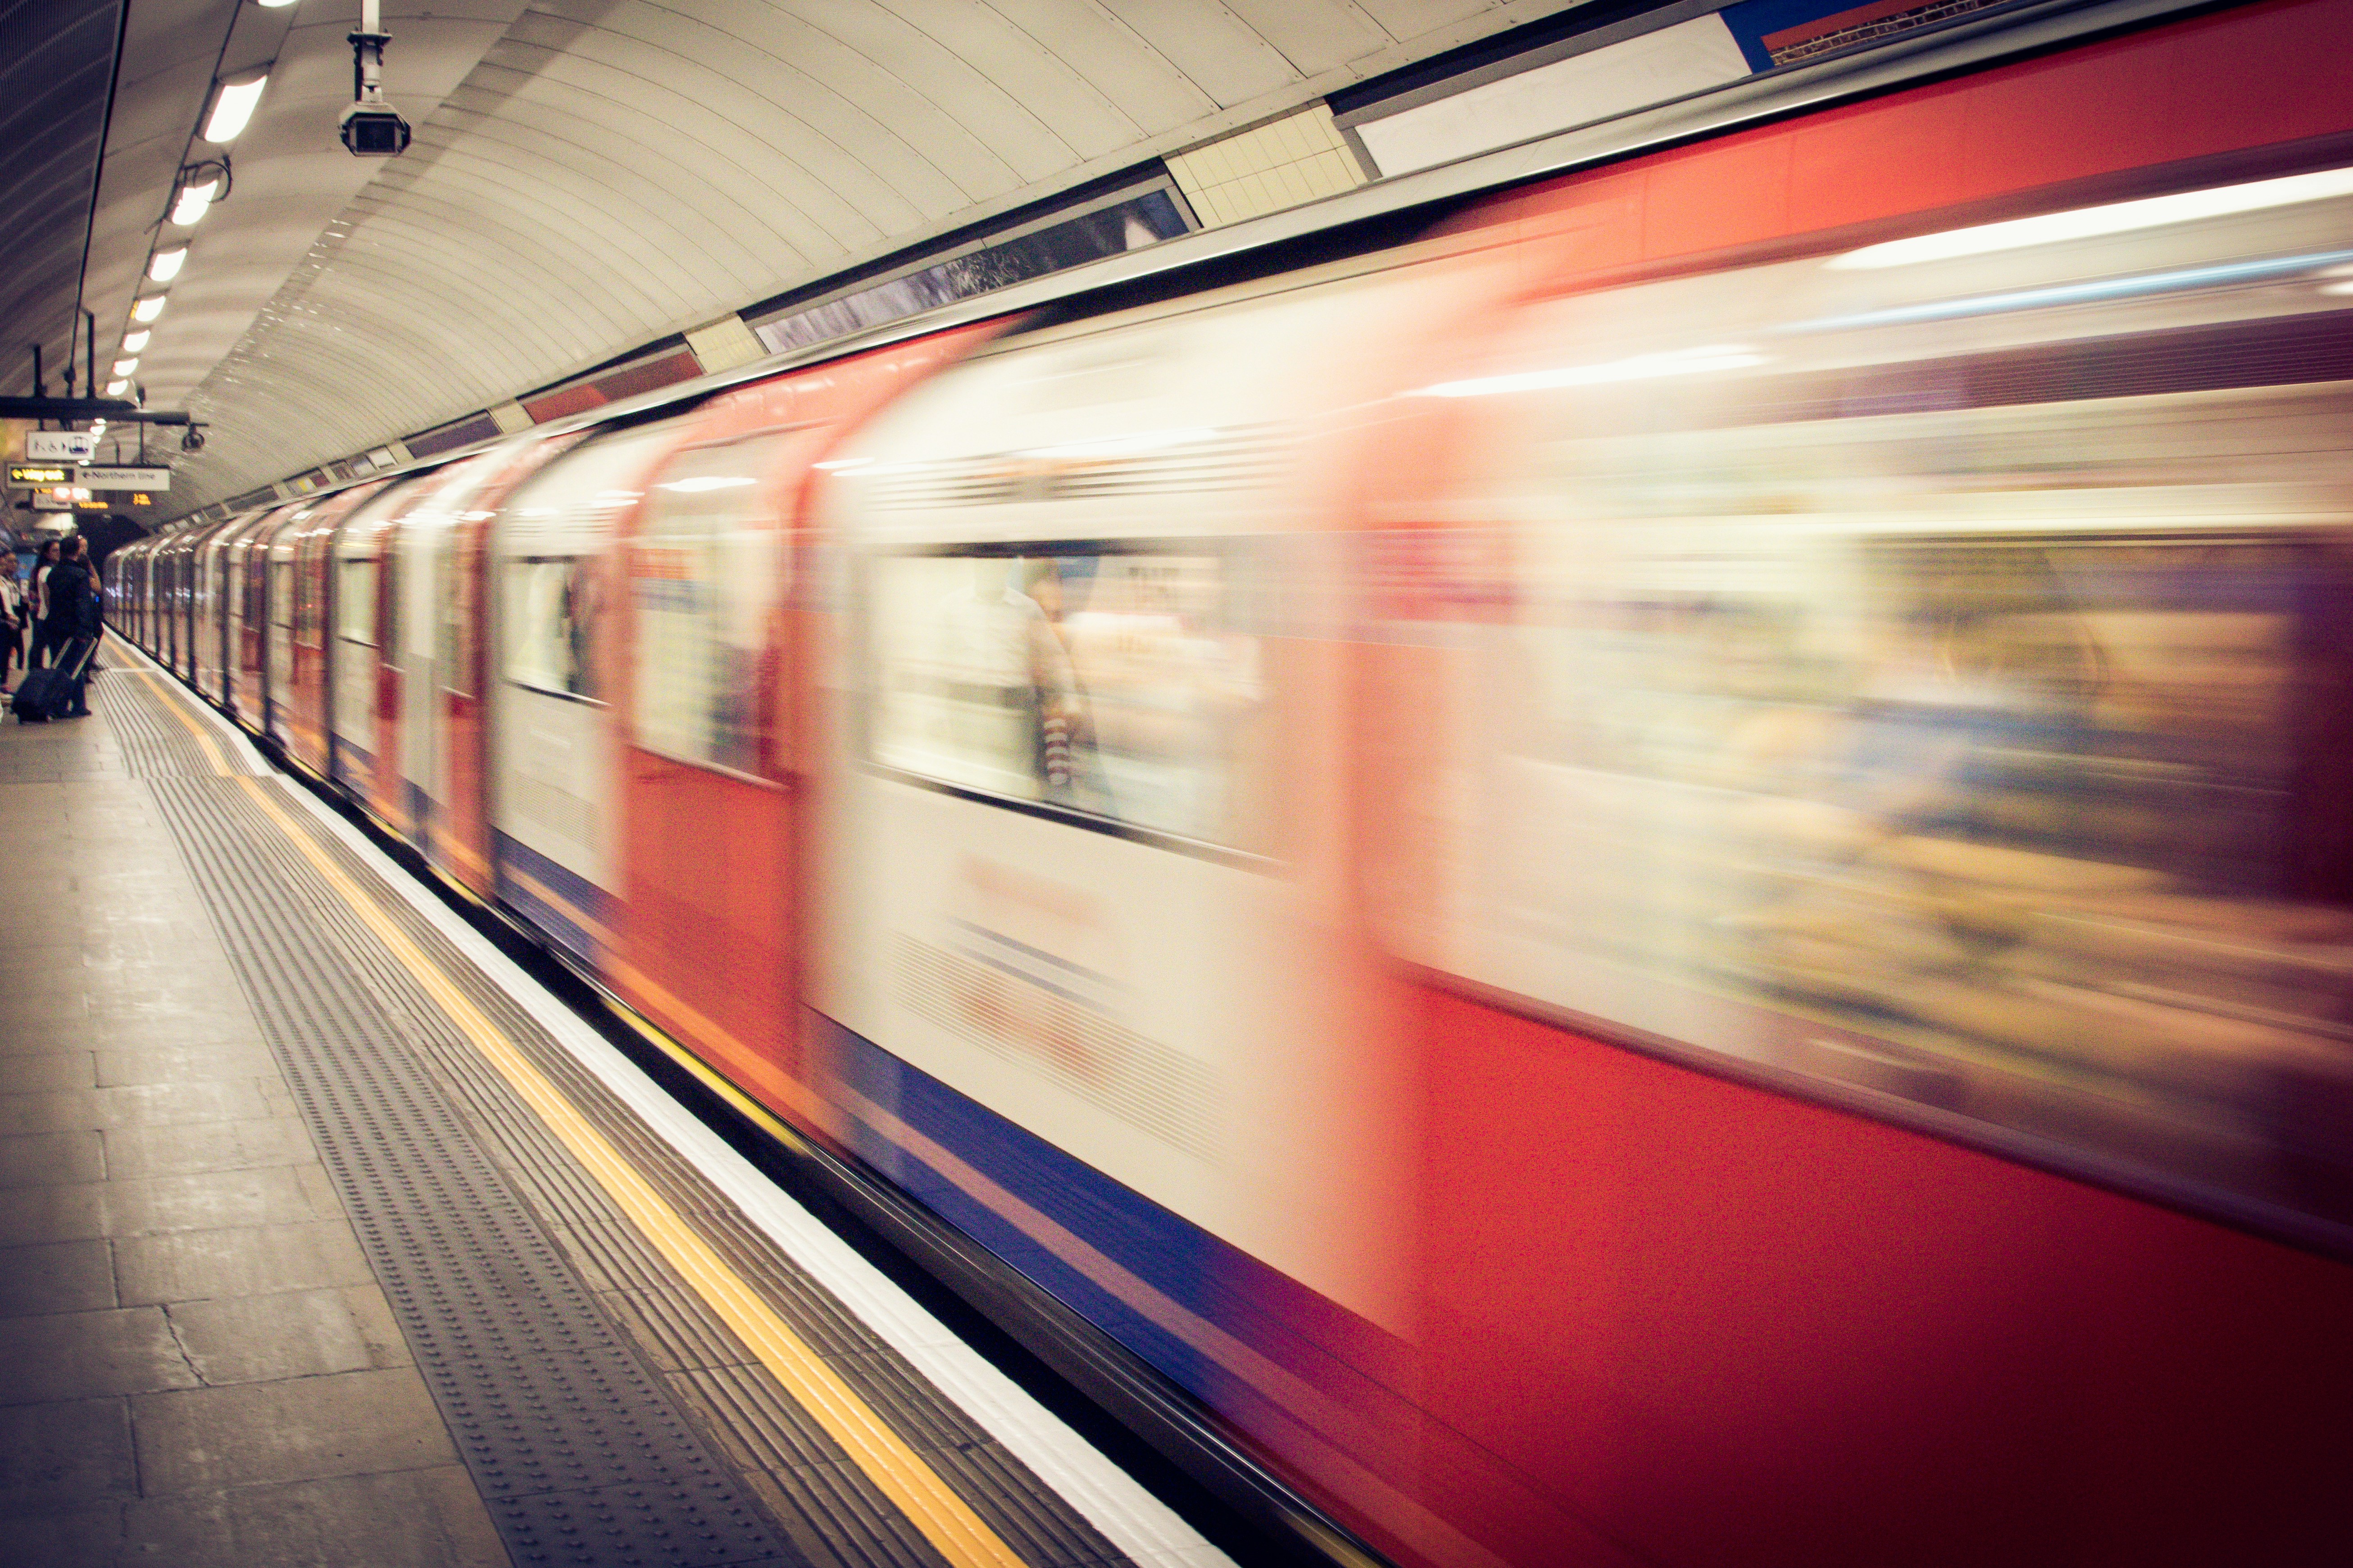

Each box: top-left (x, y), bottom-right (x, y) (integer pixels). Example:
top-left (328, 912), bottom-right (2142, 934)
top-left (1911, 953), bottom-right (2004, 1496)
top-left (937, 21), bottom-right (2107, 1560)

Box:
top-left (112, 358), bottom-right (138, 376)
top-left (656, 476), bottom-right (756, 493)
top-left (132, 296), bottom-right (166, 323)
top-left (149, 247), bottom-right (187, 282)
top-left (169, 175), bottom-right (221, 227)
top-left (1413, 345), bottom-right (1769, 399)
top-left (204, 76), bottom-right (269, 144)
top-left (1829, 164), bottom-right (2353, 270)
top-left (122, 330), bottom-right (150, 353)
top-left (105, 380), bottom-right (129, 396)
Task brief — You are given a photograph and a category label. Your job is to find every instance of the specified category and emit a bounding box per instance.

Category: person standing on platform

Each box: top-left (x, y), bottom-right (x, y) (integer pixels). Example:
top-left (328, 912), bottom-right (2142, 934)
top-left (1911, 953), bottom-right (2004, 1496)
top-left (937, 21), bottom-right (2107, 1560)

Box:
top-left (27, 539), bottom-right (62, 669)
top-left (41, 538), bottom-right (97, 718)
top-left (0, 555), bottom-right (24, 689)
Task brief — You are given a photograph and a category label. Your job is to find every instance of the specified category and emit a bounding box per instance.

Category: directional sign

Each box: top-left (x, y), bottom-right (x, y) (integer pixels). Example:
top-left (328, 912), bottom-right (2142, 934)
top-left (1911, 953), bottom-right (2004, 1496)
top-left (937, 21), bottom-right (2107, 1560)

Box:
top-left (79, 465), bottom-right (170, 492)
top-left (7, 464), bottom-right (73, 487)
top-left (24, 431), bottom-right (96, 462)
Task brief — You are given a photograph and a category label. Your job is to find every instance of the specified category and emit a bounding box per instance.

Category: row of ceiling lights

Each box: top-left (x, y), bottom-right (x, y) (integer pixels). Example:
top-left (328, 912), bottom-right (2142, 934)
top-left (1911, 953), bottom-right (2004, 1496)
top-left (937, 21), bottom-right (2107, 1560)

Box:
top-left (112, 3), bottom-right (291, 399)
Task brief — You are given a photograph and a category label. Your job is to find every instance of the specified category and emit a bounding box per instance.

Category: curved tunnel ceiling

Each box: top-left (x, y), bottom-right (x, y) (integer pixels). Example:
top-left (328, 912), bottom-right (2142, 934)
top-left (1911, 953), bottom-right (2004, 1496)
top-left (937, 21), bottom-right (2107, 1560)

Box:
top-left (50, 0), bottom-right (1573, 512)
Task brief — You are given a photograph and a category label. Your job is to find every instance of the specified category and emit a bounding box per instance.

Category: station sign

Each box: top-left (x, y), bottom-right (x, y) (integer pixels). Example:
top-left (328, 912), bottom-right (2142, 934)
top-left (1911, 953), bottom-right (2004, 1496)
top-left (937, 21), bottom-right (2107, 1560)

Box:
top-left (24, 431), bottom-right (96, 462)
top-left (7, 463), bottom-right (73, 487)
top-left (80, 465), bottom-right (171, 492)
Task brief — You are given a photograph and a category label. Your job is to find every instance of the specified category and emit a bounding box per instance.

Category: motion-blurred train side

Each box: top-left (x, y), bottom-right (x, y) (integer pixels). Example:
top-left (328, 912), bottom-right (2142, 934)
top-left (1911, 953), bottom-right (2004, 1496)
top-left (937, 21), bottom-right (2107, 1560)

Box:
top-left (110, 0), bottom-right (2353, 1561)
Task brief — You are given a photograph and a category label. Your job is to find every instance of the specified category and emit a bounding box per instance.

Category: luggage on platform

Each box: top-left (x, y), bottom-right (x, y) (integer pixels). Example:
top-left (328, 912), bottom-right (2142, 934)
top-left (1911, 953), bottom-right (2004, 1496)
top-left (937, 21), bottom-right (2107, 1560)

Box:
top-left (10, 636), bottom-right (95, 723)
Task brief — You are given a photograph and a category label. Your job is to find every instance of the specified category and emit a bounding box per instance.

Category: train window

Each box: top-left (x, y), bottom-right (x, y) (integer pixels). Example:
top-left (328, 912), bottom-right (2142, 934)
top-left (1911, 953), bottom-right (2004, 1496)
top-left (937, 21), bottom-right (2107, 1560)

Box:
top-left (630, 434), bottom-right (791, 779)
top-left (439, 548), bottom-right (469, 698)
top-left (868, 546), bottom-right (1270, 853)
top-left (504, 556), bottom-right (601, 702)
top-left (495, 418), bottom-right (689, 707)
top-left (1381, 169), bottom-right (2353, 1226)
top-left (297, 549), bottom-right (321, 645)
top-left (337, 559), bottom-right (377, 646)
top-left (270, 561), bottom-right (294, 629)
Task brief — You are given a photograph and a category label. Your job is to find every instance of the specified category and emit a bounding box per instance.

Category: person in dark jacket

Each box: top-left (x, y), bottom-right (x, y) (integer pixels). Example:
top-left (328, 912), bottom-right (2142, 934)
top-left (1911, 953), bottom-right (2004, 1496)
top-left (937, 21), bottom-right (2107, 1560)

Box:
top-left (41, 538), bottom-right (97, 717)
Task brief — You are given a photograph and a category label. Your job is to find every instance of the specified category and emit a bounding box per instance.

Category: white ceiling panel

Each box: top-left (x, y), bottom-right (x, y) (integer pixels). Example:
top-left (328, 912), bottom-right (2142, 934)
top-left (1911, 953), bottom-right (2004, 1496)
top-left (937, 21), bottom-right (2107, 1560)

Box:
top-left (12, 0), bottom-right (1580, 510)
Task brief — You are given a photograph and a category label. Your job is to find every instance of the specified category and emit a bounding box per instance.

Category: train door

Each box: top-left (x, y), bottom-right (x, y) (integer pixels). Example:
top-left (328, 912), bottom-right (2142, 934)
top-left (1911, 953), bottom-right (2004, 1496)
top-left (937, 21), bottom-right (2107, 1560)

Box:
top-left (613, 419), bottom-right (805, 1106)
top-left (221, 507), bottom-right (285, 724)
top-left (429, 436), bottom-right (580, 900)
top-left (387, 467), bottom-right (459, 852)
top-left (263, 506), bottom-right (313, 748)
top-left (327, 480), bottom-right (416, 798)
top-left (162, 535), bottom-right (183, 675)
top-left (233, 506), bottom-right (293, 728)
top-left (193, 520), bottom-right (235, 703)
top-left (486, 418), bottom-right (689, 965)
top-left (288, 484), bottom-right (386, 778)
top-left (608, 326), bottom-right (997, 1130)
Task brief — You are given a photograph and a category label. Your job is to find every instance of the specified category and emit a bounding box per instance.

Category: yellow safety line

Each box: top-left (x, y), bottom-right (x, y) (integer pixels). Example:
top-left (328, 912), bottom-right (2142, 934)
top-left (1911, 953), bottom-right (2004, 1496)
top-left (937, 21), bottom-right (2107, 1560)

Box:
top-left (133, 668), bottom-right (1031, 1568)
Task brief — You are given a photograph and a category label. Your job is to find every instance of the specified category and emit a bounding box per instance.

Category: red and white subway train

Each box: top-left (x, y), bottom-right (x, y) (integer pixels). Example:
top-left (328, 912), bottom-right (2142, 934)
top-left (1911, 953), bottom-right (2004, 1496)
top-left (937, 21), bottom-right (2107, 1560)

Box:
top-left (109, 0), bottom-right (2353, 1561)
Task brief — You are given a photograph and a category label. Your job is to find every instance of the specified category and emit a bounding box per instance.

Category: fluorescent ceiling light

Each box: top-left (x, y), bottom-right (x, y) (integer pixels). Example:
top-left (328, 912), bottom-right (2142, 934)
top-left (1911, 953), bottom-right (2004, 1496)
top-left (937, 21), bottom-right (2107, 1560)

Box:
top-left (1830, 165), bottom-right (2353, 270)
top-left (204, 76), bottom-right (268, 143)
top-left (132, 296), bottom-right (166, 323)
top-left (1414, 344), bottom-right (1767, 398)
top-left (105, 380), bottom-right (129, 396)
top-left (170, 177), bottom-right (220, 227)
top-left (149, 247), bottom-right (187, 282)
top-left (121, 330), bottom-right (150, 353)
top-left (657, 476), bottom-right (756, 492)
top-left (1026, 426), bottom-right (1219, 460)
top-left (113, 358), bottom-right (138, 376)
top-left (1793, 248), bottom-right (2353, 333)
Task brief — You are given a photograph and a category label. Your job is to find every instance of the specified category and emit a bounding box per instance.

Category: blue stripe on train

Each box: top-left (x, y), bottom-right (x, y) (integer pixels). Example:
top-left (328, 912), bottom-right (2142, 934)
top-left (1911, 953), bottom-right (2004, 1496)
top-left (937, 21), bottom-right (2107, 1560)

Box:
top-left (491, 828), bottom-right (609, 969)
top-left (819, 1014), bottom-right (1375, 1409)
top-left (332, 735), bottom-right (375, 789)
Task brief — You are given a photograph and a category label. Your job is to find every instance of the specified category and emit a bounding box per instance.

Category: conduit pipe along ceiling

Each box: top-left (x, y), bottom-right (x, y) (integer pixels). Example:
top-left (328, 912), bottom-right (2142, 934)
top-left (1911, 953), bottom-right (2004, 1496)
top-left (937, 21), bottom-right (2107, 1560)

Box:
top-left (10, 0), bottom-right (1616, 513)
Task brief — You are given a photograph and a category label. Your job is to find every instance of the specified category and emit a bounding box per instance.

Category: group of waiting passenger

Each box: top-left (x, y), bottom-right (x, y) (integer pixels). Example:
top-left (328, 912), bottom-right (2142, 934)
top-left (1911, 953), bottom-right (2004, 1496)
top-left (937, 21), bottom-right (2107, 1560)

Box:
top-left (0, 536), bottom-right (100, 717)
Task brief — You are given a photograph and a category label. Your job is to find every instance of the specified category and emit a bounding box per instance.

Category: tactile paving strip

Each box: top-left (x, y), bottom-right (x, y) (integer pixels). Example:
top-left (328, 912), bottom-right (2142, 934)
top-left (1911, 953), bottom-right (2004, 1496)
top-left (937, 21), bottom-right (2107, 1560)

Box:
top-left (146, 768), bottom-right (798, 1568)
top-left (92, 658), bottom-right (227, 778)
top-left (238, 789), bottom-right (1133, 1568)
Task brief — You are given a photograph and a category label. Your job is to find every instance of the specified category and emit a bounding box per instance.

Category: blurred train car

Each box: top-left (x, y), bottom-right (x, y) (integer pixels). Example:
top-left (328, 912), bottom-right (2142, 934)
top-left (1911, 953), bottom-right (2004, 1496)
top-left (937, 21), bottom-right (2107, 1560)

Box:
top-left (107, 0), bottom-right (2353, 1563)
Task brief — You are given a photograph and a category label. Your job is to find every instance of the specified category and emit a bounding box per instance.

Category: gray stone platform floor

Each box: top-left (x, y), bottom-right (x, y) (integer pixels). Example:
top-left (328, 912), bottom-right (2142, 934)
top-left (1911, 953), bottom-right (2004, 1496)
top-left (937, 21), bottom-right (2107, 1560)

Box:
top-left (0, 683), bottom-right (506, 1566)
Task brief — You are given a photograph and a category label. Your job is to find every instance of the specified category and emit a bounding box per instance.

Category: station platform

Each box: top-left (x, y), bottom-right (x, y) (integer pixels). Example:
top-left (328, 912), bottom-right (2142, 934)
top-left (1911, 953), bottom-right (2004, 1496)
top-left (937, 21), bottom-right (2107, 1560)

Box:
top-left (0, 647), bottom-right (1226, 1568)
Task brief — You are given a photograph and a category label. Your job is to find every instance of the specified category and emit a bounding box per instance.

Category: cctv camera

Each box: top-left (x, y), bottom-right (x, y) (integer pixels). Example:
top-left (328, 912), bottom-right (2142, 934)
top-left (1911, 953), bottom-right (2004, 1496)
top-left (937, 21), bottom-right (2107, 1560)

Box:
top-left (180, 426), bottom-right (206, 453)
top-left (339, 101), bottom-right (411, 157)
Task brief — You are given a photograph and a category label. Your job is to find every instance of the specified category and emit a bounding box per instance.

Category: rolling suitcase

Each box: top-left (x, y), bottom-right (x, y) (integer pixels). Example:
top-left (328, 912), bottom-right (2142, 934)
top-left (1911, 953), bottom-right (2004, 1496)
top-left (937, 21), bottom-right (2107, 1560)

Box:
top-left (10, 637), bottom-right (95, 723)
